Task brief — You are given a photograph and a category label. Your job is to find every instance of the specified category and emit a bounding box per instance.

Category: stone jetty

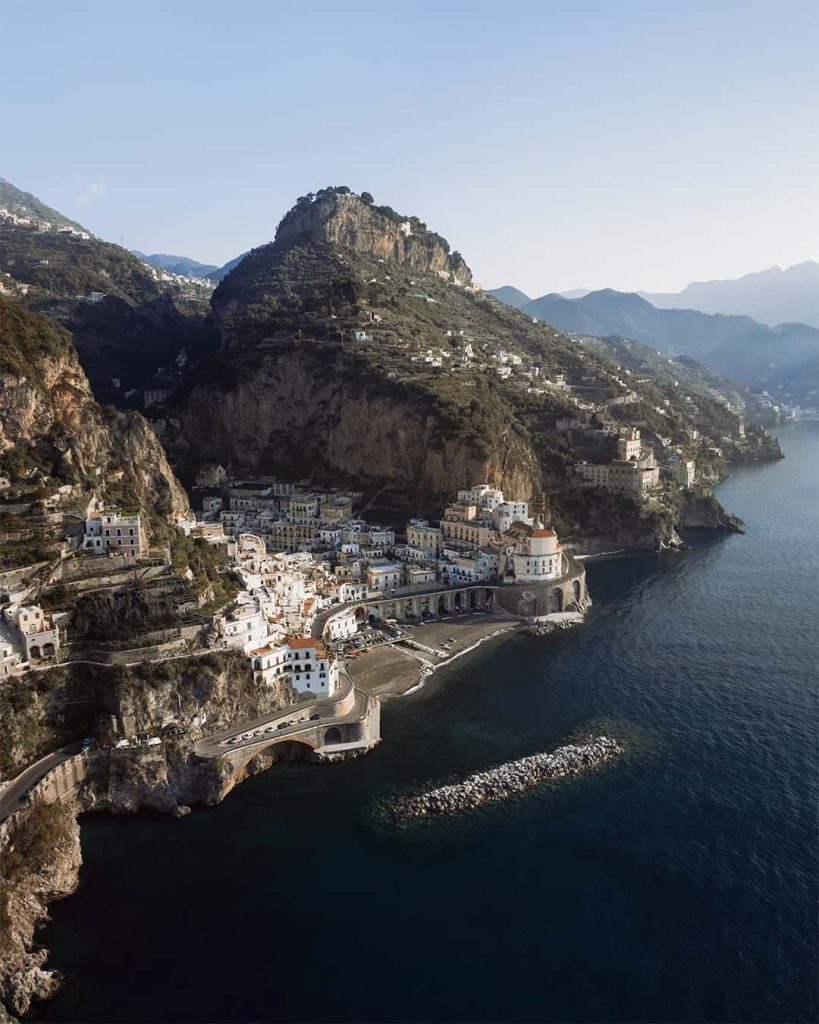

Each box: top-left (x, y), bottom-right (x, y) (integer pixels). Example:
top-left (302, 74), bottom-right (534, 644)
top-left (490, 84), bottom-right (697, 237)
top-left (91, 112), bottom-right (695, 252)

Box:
top-left (386, 736), bottom-right (621, 820)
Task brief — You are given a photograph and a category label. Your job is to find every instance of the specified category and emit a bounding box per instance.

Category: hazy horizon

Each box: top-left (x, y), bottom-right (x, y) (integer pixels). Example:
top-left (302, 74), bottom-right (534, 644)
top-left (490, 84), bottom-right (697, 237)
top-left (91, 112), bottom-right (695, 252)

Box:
top-left (3, 0), bottom-right (817, 294)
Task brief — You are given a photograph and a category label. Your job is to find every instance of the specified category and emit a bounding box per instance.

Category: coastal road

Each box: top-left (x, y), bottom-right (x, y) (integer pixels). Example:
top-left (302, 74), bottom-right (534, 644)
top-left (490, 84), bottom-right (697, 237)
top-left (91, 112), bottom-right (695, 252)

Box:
top-left (195, 673), bottom-right (365, 757)
top-left (0, 742), bottom-right (82, 822)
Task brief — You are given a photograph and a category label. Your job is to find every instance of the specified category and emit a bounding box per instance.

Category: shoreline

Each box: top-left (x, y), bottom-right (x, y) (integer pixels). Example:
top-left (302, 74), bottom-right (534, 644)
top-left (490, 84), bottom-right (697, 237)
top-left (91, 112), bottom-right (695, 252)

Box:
top-left (346, 614), bottom-right (522, 700)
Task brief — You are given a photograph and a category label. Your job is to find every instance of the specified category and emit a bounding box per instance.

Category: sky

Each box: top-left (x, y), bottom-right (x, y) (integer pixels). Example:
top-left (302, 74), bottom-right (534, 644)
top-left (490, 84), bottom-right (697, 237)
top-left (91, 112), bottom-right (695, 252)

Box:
top-left (2, 0), bottom-right (818, 295)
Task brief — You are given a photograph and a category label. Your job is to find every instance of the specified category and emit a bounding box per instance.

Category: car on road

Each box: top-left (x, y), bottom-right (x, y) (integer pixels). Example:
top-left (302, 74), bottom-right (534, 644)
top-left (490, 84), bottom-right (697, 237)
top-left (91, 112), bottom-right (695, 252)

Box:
top-left (277, 722), bottom-right (289, 730)
top-left (309, 713), bottom-right (320, 721)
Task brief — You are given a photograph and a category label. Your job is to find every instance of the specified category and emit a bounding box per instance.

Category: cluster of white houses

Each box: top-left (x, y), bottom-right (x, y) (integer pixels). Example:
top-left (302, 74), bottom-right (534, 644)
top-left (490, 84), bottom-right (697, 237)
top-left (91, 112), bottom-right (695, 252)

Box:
top-left (174, 472), bottom-right (578, 699)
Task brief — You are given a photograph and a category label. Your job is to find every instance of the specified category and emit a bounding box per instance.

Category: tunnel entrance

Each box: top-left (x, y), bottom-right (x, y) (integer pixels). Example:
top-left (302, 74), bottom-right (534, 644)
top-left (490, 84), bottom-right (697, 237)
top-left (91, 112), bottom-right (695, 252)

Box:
top-left (324, 727), bottom-right (343, 745)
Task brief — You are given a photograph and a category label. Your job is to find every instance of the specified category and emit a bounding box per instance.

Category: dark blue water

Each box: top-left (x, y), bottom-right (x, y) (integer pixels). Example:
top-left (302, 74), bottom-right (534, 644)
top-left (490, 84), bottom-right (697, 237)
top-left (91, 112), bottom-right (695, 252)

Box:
top-left (35, 423), bottom-right (818, 1023)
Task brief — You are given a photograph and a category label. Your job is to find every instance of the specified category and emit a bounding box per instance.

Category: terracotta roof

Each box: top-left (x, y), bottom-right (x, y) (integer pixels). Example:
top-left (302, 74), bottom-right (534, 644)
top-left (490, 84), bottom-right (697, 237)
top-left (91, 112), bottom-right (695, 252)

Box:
top-left (530, 529), bottom-right (557, 538)
top-left (286, 636), bottom-right (317, 649)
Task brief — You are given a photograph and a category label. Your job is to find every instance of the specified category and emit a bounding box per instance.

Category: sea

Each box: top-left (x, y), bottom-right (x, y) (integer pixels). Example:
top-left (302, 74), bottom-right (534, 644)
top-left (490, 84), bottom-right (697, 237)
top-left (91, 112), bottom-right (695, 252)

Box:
top-left (33, 421), bottom-right (818, 1023)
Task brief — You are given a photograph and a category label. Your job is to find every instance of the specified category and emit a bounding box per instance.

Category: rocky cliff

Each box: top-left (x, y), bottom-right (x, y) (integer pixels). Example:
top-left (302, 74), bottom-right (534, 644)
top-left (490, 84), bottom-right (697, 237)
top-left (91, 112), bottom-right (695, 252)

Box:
top-left (81, 653), bottom-right (294, 813)
top-left (0, 298), bottom-right (188, 515)
top-left (174, 187), bottom-right (766, 547)
top-left (678, 490), bottom-right (745, 533)
top-left (178, 347), bottom-right (542, 498)
top-left (275, 190), bottom-right (471, 285)
top-left (0, 651), bottom-right (296, 1019)
top-left (0, 802), bottom-right (82, 1022)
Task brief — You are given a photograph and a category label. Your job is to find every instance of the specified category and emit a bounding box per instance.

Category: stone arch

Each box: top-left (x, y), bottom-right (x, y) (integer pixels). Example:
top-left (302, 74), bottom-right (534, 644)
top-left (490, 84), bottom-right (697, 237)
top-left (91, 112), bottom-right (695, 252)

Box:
top-left (549, 588), bottom-right (564, 613)
top-left (29, 645), bottom-right (41, 660)
top-left (324, 726), bottom-right (343, 745)
top-left (572, 579), bottom-right (582, 605)
top-left (438, 595), bottom-right (448, 615)
top-left (354, 605), bottom-right (367, 624)
top-left (42, 642), bottom-right (55, 658)
top-left (454, 591), bottom-right (466, 611)
top-left (404, 600), bottom-right (415, 618)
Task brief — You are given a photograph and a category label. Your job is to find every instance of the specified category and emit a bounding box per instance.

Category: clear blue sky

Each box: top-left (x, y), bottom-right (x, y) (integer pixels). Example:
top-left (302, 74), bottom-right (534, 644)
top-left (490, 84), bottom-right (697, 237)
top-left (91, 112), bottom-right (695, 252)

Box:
top-left (3, 0), bottom-right (817, 294)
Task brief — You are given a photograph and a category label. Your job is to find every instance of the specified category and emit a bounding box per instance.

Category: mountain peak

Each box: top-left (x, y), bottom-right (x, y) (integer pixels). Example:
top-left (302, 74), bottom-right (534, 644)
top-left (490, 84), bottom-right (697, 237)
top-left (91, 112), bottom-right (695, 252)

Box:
top-left (0, 176), bottom-right (86, 232)
top-left (274, 187), bottom-right (472, 285)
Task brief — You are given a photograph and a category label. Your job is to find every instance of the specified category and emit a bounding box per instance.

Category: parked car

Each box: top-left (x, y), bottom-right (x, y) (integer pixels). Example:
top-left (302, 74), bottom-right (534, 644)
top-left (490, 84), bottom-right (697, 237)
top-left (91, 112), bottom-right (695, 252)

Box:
top-left (309, 713), bottom-right (320, 721)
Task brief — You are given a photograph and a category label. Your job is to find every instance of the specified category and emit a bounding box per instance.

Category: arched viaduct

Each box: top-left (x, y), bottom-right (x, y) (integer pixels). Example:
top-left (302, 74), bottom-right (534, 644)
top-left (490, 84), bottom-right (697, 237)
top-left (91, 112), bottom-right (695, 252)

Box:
top-left (316, 553), bottom-right (589, 639)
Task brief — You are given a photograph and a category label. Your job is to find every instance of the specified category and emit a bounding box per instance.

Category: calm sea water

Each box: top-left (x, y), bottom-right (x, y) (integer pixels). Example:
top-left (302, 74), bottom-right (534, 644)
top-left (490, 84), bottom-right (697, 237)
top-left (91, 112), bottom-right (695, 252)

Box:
top-left (35, 423), bottom-right (818, 1023)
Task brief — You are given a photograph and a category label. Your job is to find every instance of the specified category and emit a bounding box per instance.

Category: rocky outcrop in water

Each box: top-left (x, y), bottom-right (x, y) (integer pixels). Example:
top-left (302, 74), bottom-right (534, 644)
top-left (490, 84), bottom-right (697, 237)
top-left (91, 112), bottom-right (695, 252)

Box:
top-left (0, 802), bottom-right (82, 1022)
top-left (679, 490), bottom-right (745, 533)
top-left (382, 737), bottom-right (621, 820)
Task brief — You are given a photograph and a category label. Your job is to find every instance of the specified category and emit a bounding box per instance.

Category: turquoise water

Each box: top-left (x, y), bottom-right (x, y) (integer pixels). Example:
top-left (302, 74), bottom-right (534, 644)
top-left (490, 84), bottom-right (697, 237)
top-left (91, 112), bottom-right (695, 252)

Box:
top-left (35, 423), bottom-right (818, 1023)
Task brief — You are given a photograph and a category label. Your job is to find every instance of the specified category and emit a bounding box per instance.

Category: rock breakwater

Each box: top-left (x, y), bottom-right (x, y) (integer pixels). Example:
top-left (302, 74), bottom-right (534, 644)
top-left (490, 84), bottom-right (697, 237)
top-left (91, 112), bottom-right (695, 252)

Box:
top-left (381, 736), bottom-right (621, 821)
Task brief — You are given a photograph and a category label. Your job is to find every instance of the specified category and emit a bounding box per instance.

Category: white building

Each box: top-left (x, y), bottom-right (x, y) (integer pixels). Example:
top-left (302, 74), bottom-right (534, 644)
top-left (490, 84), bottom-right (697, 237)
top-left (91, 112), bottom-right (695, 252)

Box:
top-left (366, 563), bottom-right (404, 594)
top-left (512, 522), bottom-right (563, 582)
top-left (251, 636), bottom-right (339, 696)
top-left (457, 484), bottom-right (505, 511)
top-left (324, 608), bottom-right (360, 642)
top-left (494, 501), bottom-right (532, 535)
top-left (5, 604), bottom-right (61, 663)
top-left (220, 600), bottom-right (269, 652)
top-left (83, 513), bottom-right (147, 557)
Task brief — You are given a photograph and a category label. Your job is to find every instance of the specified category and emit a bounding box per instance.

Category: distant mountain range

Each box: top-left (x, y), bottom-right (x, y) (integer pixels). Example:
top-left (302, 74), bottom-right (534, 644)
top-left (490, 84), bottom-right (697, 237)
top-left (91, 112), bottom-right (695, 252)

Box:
top-left (489, 261), bottom-right (819, 329)
top-left (132, 250), bottom-right (249, 283)
top-left (487, 286), bottom-right (818, 406)
top-left (131, 251), bottom-right (219, 279)
top-left (641, 262), bottom-right (819, 329)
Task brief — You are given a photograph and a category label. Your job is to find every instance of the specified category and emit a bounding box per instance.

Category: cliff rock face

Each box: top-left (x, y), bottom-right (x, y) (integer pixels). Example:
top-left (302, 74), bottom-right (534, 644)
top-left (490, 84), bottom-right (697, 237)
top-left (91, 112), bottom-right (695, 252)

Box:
top-left (80, 653), bottom-right (295, 813)
top-left (0, 298), bottom-right (188, 515)
top-left (179, 350), bottom-right (541, 498)
top-left (0, 653), bottom-right (296, 1018)
top-left (0, 803), bottom-right (82, 1022)
top-left (275, 192), bottom-right (471, 285)
top-left (678, 490), bottom-right (745, 532)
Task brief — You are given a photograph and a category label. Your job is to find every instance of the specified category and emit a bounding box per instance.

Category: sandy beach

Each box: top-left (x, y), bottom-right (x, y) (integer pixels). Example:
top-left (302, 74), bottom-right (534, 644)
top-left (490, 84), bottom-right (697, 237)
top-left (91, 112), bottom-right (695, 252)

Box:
top-left (346, 613), bottom-right (519, 698)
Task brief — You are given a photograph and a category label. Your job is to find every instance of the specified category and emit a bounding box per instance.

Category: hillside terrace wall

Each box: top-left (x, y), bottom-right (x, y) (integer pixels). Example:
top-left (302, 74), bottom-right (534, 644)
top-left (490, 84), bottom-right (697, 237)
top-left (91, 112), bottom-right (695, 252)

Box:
top-left (0, 561), bottom-right (48, 596)
top-left (52, 555), bottom-right (167, 583)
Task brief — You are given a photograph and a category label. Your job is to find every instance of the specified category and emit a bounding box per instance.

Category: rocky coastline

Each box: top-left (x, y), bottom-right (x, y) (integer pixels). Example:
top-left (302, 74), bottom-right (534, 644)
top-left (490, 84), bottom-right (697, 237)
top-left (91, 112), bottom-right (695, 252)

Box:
top-left (379, 736), bottom-right (622, 822)
top-left (0, 802), bottom-right (82, 1022)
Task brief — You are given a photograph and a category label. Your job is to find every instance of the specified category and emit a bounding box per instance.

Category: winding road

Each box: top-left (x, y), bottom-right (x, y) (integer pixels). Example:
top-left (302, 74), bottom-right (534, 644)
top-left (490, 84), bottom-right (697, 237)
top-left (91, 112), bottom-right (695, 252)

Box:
top-left (0, 742), bottom-right (82, 822)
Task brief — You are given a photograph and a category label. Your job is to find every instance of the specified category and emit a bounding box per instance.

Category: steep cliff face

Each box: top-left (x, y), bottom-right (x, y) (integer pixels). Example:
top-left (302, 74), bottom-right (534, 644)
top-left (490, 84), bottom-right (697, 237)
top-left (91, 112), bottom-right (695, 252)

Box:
top-left (179, 349), bottom-right (541, 498)
top-left (275, 191), bottom-right (472, 285)
top-left (0, 298), bottom-right (188, 515)
top-left (81, 653), bottom-right (295, 813)
top-left (0, 802), bottom-right (82, 1022)
top-left (678, 490), bottom-right (745, 533)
